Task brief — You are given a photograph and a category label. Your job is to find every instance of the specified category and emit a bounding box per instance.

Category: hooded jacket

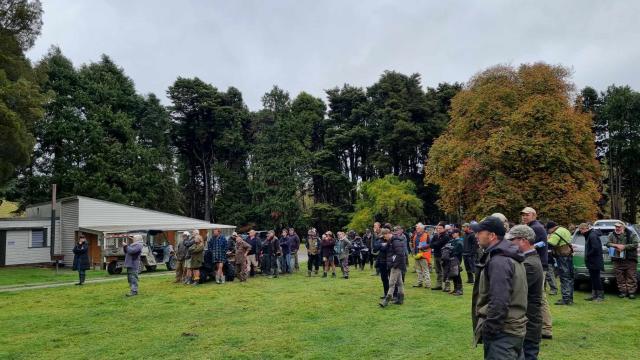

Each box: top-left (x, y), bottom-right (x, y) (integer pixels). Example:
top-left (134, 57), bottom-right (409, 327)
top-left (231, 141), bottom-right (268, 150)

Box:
top-left (472, 239), bottom-right (528, 345)
top-left (124, 241), bottom-right (143, 269)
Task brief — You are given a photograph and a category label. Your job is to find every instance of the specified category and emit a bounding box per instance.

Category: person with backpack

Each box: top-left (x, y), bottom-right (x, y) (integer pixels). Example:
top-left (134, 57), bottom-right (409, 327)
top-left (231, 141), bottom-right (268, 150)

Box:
top-left (442, 228), bottom-right (464, 295)
top-left (546, 222), bottom-right (574, 305)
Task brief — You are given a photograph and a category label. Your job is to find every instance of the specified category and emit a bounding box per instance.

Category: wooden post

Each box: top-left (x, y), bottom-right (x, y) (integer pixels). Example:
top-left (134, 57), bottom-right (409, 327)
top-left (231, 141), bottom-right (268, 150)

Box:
top-left (51, 184), bottom-right (57, 274)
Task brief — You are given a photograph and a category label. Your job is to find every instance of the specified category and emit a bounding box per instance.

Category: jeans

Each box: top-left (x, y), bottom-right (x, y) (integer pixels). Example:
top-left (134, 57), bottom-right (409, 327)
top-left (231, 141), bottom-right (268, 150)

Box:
top-left (279, 254), bottom-right (292, 274)
top-left (482, 332), bottom-right (523, 360)
top-left (292, 251), bottom-right (299, 271)
top-left (522, 338), bottom-right (540, 360)
top-left (127, 267), bottom-right (139, 294)
top-left (555, 255), bottom-right (574, 302)
top-left (588, 268), bottom-right (603, 291)
top-left (545, 265), bottom-right (558, 293)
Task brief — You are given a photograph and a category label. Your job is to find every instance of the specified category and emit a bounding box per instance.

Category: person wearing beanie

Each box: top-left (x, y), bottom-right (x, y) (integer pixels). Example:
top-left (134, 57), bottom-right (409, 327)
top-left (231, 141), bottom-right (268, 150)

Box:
top-left (507, 225), bottom-right (543, 360)
top-left (546, 221), bottom-right (574, 305)
top-left (471, 216), bottom-right (527, 358)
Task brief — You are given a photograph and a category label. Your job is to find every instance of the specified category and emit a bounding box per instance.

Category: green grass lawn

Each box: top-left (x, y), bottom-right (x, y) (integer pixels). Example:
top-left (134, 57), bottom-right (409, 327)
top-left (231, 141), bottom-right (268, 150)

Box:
top-left (0, 264), bottom-right (638, 359)
top-left (0, 267), bottom-right (111, 287)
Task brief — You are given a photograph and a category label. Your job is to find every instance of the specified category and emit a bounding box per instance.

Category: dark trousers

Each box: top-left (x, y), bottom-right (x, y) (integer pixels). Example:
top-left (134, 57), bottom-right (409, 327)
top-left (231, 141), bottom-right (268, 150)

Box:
top-left (545, 265), bottom-right (558, 293)
top-left (452, 273), bottom-right (462, 291)
top-left (588, 268), bottom-right (603, 291)
top-left (369, 253), bottom-right (376, 268)
top-left (307, 254), bottom-right (320, 272)
top-left (522, 339), bottom-right (540, 360)
top-left (613, 259), bottom-right (638, 294)
top-left (463, 254), bottom-right (476, 274)
top-left (379, 265), bottom-right (389, 296)
top-left (482, 333), bottom-right (523, 360)
top-left (555, 255), bottom-right (574, 301)
top-left (78, 269), bottom-right (86, 283)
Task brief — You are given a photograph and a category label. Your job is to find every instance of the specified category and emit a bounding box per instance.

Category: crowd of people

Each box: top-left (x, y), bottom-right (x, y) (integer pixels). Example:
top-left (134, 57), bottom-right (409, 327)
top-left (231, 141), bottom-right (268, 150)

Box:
top-left (71, 205), bottom-right (638, 360)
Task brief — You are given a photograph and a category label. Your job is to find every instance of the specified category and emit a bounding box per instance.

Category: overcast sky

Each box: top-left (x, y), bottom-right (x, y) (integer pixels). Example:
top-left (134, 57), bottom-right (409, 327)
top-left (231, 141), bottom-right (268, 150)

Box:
top-left (27, 0), bottom-right (640, 110)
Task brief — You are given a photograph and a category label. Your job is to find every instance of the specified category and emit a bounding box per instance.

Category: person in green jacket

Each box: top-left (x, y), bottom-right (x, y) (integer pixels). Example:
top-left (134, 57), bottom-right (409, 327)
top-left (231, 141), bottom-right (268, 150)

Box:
top-left (606, 221), bottom-right (639, 299)
top-left (546, 222), bottom-right (574, 305)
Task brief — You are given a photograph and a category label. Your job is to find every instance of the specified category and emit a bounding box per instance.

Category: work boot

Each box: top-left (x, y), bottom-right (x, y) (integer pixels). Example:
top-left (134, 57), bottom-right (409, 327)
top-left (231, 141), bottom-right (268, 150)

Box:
top-left (332, 272), bottom-right (336, 278)
top-left (629, 293), bottom-right (636, 299)
top-left (379, 295), bottom-right (392, 307)
top-left (314, 270), bottom-right (318, 275)
top-left (393, 294), bottom-right (404, 305)
top-left (618, 292), bottom-right (626, 298)
top-left (585, 290), bottom-right (597, 301)
top-left (443, 281), bottom-right (451, 292)
top-left (431, 286), bottom-right (443, 291)
top-left (466, 273), bottom-right (474, 284)
top-left (595, 290), bottom-right (605, 302)
top-left (412, 283), bottom-right (423, 288)
top-left (453, 289), bottom-right (463, 296)
top-left (322, 272), bottom-right (327, 278)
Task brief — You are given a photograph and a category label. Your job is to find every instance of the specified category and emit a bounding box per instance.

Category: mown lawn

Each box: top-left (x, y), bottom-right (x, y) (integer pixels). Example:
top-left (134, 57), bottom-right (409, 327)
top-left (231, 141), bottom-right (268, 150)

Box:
top-left (0, 267), bottom-right (110, 287)
top-left (0, 263), bottom-right (638, 359)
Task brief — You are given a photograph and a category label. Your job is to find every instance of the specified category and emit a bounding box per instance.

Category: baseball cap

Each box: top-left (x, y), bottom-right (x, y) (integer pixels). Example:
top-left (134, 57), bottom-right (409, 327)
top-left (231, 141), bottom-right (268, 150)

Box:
top-left (505, 225), bottom-right (535, 242)
top-left (470, 216), bottom-right (506, 236)
top-left (182, 231), bottom-right (190, 236)
top-left (520, 207), bottom-right (536, 215)
top-left (614, 221), bottom-right (625, 227)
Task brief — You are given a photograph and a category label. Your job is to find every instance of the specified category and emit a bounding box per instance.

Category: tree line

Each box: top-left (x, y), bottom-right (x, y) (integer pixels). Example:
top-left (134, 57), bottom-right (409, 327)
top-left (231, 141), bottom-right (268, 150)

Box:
top-left (3, 0), bottom-right (640, 230)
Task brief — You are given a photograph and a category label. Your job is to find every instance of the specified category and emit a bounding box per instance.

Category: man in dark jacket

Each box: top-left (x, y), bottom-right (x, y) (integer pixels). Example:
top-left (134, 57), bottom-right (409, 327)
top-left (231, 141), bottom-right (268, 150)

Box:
top-left (72, 234), bottom-right (90, 285)
top-left (373, 230), bottom-right (390, 298)
top-left (463, 223), bottom-right (479, 284)
top-left (246, 230), bottom-right (260, 276)
top-left (430, 221), bottom-right (450, 290)
top-left (380, 228), bottom-right (407, 307)
top-left (263, 230), bottom-right (281, 278)
top-left (507, 225), bottom-right (543, 360)
top-left (606, 221), bottom-right (639, 298)
top-left (175, 231), bottom-right (190, 283)
top-left (521, 207), bottom-right (553, 339)
top-left (288, 228), bottom-right (301, 272)
top-left (580, 223), bottom-right (604, 301)
top-left (471, 216), bottom-right (528, 359)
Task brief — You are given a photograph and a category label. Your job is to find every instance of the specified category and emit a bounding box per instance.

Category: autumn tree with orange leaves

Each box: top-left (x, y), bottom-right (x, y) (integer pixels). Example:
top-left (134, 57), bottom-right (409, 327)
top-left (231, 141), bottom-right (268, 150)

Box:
top-left (425, 63), bottom-right (600, 225)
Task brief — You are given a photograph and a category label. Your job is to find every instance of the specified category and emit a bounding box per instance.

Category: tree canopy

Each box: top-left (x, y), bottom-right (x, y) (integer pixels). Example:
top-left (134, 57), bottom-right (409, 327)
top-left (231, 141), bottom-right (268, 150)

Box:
top-left (426, 63), bottom-right (600, 224)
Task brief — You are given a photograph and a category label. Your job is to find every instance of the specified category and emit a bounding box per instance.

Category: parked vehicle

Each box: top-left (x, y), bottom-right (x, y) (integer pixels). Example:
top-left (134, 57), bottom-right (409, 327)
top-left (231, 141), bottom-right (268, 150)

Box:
top-left (103, 230), bottom-right (176, 275)
top-left (571, 221), bottom-right (640, 286)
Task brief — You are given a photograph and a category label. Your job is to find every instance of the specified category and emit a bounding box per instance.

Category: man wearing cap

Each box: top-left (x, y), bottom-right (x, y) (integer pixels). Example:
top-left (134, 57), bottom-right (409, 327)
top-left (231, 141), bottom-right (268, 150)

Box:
top-left (471, 216), bottom-right (527, 359)
top-left (521, 207), bottom-right (553, 339)
top-left (580, 223), bottom-right (605, 302)
top-left (546, 221), bottom-right (574, 305)
top-left (175, 231), bottom-right (191, 283)
top-left (506, 225), bottom-right (543, 360)
top-left (412, 223), bottom-right (431, 288)
top-left (463, 223), bottom-right (478, 284)
top-left (606, 221), bottom-right (639, 299)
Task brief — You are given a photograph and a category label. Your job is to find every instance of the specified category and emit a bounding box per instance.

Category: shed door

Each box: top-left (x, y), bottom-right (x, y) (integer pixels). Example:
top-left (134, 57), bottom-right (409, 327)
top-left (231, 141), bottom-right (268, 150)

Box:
top-left (0, 230), bottom-right (6, 266)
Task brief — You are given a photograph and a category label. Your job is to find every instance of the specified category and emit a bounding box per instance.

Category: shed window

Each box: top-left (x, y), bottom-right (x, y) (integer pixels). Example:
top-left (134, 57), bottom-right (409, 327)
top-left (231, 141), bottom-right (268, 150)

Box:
top-left (30, 229), bottom-right (48, 248)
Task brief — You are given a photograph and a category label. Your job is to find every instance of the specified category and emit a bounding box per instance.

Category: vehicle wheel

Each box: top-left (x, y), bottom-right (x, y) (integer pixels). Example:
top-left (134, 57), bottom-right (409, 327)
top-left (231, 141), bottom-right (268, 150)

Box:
top-left (166, 256), bottom-right (177, 271)
top-left (107, 261), bottom-right (118, 275)
top-left (146, 265), bottom-right (157, 272)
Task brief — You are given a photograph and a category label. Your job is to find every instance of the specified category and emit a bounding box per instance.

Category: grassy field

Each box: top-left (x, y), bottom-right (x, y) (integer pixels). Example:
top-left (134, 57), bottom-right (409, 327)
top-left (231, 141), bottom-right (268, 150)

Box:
top-left (0, 264), bottom-right (638, 359)
top-left (0, 267), bottom-right (111, 287)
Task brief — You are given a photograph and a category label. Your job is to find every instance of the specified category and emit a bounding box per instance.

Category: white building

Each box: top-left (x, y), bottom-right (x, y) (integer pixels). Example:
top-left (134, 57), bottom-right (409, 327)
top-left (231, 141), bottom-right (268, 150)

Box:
top-left (0, 196), bottom-right (234, 267)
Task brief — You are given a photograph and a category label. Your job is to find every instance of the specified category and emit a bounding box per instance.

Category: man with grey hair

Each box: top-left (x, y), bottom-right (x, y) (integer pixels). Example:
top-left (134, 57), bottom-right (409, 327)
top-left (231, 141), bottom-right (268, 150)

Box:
top-left (412, 223), bottom-right (431, 288)
top-left (123, 234), bottom-right (144, 296)
top-left (507, 225), bottom-right (543, 360)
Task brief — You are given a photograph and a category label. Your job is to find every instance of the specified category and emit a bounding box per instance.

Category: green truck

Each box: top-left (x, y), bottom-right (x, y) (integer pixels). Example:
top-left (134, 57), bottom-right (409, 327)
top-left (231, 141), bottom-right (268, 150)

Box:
top-left (571, 220), bottom-right (640, 286)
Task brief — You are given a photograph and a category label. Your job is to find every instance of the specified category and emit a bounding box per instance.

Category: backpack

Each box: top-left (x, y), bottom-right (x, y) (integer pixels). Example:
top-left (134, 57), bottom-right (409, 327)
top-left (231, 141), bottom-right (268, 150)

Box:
top-left (441, 242), bottom-right (454, 262)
